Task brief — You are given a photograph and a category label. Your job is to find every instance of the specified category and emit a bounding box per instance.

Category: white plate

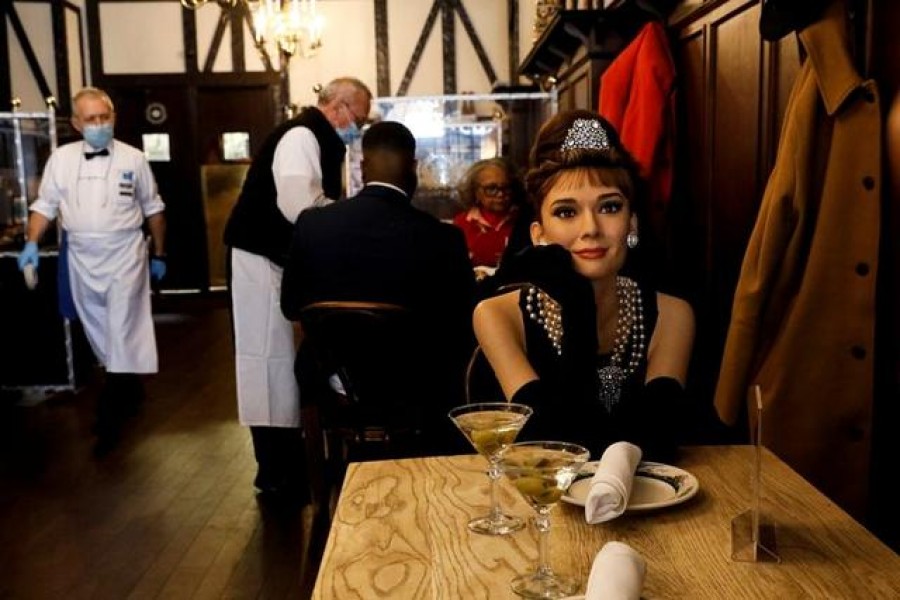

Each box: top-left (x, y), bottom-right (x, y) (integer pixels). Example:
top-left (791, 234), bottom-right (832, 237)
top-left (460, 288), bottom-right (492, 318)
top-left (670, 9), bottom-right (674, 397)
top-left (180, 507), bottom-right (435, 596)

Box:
top-left (562, 461), bottom-right (699, 512)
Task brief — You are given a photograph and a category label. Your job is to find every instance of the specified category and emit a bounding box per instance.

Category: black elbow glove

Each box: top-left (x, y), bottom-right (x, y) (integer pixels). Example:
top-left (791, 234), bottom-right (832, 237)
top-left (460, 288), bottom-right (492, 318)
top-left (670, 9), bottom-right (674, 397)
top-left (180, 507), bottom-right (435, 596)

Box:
top-left (630, 376), bottom-right (685, 463)
top-left (510, 379), bottom-right (555, 441)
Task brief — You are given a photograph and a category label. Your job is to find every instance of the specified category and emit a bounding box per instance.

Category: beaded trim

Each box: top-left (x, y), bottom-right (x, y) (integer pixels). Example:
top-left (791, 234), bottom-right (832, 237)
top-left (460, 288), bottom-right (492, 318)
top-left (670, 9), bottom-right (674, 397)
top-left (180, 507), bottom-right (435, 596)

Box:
top-left (524, 286), bottom-right (563, 355)
top-left (597, 276), bottom-right (645, 411)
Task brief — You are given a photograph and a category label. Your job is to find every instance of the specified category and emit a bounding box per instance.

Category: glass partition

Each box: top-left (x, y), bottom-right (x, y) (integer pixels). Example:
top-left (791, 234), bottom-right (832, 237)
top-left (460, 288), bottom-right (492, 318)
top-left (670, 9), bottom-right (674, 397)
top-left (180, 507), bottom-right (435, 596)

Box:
top-left (367, 91), bottom-right (557, 221)
top-left (0, 109), bottom-right (56, 251)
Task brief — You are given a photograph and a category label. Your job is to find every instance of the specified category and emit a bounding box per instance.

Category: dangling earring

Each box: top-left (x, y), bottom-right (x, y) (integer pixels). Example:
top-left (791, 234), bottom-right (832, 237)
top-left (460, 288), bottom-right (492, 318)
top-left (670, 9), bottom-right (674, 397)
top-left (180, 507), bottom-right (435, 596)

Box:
top-left (626, 231), bottom-right (639, 249)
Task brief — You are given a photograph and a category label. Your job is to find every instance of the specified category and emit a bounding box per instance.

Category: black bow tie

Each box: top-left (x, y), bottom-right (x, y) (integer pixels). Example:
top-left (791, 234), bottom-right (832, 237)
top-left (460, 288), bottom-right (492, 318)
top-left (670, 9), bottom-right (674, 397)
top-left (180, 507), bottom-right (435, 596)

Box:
top-left (84, 148), bottom-right (110, 160)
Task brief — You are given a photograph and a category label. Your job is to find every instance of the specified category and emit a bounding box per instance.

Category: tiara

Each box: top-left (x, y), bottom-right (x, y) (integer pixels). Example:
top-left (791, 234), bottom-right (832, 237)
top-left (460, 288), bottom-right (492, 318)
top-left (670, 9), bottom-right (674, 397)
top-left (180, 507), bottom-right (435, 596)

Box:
top-left (560, 118), bottom-right (610, 151)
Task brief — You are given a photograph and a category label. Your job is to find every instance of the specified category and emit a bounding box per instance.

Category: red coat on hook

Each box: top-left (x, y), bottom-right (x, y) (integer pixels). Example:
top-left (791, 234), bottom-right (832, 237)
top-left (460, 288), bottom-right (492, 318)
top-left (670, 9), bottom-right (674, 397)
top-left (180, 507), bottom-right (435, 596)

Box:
top-left (598, 21), bottom-right (676, 236)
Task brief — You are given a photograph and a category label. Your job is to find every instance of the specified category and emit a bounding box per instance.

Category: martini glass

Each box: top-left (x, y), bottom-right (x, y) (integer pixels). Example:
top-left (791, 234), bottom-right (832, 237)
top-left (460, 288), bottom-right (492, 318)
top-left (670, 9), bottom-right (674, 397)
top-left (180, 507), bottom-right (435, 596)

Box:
top-left (500, 440), bottom-right (591, 598)
top-left (449, 402), bottom-right (533, 535)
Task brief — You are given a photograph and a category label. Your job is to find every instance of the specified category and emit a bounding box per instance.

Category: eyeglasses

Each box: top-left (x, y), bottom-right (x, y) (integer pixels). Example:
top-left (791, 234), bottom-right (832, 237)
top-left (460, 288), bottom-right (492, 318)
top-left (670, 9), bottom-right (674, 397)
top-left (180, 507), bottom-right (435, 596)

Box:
top-left (341, 101), bottom-right (368, 128)
top-left (479, 184), bottom-right (512, 198)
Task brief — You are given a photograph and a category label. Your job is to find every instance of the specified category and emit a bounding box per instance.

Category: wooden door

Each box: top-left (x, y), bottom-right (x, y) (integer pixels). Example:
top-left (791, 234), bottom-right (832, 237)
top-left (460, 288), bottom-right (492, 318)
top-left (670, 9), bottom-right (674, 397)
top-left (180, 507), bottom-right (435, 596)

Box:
top-left (196, 85), bottom-right (276, 288)
top-left (106, 84), bottom-right (276, 291)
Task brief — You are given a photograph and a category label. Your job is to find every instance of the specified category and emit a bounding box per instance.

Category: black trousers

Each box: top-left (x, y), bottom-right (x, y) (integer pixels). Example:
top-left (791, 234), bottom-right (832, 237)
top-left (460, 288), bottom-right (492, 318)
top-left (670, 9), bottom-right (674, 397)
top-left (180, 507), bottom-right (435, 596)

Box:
top-left (250, 426), bottom-right (309, 496)
top-left (92, 372), bottom-right (144, 454)
top-left (95, 373), bottom-right (143, 430)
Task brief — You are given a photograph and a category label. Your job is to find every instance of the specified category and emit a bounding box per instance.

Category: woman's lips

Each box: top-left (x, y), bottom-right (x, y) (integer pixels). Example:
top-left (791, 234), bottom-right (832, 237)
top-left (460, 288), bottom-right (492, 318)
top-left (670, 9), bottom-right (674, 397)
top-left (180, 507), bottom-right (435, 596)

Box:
top-left (573, 248), bottom-right (607, 259)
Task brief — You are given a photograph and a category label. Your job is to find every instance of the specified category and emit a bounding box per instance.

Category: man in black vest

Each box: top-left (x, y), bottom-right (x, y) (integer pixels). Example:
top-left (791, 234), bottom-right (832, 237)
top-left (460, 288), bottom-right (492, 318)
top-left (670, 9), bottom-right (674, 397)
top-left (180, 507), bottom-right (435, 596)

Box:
top-left (224, 77), bottom-right (372, 497)
top-left (281, 121), bottom-right (477, 457)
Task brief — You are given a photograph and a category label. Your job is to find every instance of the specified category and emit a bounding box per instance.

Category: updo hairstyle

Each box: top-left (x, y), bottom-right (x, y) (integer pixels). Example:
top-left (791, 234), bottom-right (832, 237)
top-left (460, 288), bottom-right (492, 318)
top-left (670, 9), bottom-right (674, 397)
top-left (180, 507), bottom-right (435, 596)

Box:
top-left (524, 109), bottom-right (644, 220)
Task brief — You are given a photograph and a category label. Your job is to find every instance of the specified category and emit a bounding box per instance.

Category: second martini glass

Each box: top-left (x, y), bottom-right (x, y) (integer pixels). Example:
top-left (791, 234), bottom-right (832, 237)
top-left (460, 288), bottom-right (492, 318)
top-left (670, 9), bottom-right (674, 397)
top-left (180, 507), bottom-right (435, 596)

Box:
top-left (501, 440), bottom-right (591, 598)
top-left (449, 402), bottom-right (533, 535)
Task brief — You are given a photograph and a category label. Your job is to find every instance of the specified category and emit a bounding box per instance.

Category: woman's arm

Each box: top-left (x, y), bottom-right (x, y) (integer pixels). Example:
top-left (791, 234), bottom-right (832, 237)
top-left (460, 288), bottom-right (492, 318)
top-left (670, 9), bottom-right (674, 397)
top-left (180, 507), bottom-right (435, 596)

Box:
top-left (645, 292), bottom-right (695, 386)
top-left (472, 291), bottom-right (539, 399)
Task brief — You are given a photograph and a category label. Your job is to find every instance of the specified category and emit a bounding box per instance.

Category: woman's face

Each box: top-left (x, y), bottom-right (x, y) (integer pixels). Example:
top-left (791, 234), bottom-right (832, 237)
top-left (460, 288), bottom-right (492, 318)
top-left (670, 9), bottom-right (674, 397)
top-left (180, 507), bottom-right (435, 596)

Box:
top-left (530, 169), bottom-right (636, 282)
top-left (474, 165), bottom-right (513, 213)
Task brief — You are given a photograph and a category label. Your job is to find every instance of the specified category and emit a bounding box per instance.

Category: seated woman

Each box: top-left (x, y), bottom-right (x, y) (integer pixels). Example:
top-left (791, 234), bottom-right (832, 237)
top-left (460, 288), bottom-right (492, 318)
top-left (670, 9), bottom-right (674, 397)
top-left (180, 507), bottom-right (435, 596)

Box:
top-left (453, 158), bottom-right (526, 270)
top-left (473, 110), bottom-right (695, 461)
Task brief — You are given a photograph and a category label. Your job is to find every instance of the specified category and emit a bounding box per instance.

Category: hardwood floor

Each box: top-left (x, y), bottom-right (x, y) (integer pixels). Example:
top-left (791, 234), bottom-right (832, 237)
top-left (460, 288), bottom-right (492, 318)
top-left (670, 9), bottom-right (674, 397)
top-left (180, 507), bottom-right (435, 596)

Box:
top-left (0, 294), bottom-right (327, 599)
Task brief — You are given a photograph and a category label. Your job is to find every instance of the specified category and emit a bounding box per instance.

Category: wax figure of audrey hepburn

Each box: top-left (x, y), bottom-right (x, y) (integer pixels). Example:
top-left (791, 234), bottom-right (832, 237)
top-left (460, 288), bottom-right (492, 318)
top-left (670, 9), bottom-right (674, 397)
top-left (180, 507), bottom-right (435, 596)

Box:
top-left (474, 110), bottom-right (695, 461)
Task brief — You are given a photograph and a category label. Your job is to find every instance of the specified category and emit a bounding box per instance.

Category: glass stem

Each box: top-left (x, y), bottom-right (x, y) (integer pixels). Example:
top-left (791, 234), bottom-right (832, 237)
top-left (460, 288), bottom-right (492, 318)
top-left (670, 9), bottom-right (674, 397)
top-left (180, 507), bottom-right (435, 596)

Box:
top-left (535, 508), bottom-right (552, 577)
top-left (487, 459), bottom-right (502, 522)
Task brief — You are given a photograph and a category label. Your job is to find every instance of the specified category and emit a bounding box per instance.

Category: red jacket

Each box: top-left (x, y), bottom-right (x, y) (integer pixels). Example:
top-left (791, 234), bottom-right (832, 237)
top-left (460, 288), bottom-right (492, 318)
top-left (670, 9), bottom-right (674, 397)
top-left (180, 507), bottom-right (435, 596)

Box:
top-left (598, 21), bottom-right (676, 231)
top-left (452, 206), bottom-right (517, 267)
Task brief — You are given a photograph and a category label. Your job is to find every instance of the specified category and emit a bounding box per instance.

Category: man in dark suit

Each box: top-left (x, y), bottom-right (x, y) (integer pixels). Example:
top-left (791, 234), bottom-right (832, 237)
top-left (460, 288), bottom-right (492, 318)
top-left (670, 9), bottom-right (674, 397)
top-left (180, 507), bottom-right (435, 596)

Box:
top-left (281, 121), bottom-right (476, 456)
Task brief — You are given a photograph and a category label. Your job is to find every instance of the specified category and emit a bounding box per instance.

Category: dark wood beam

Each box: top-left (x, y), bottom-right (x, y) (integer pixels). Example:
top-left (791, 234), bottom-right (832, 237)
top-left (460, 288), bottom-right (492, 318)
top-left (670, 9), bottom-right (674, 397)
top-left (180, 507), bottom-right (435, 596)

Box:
top-left (230, 3), bottom-right (245, 72)
top-left (508, 0), bottom-right (519, 83)
top-left (452, 0), bottom-right (497, 85)
top-left (397, 0), bottom-right (441, 96)
top-left (374, 0), bottom-right (389, 96)
top-left (97, 71), bottom-right (281, 87)
top-left (50, 0), bottom-right (70, 111)
top-left (203, 8), bottom-right (229, 73)
top-left (86, 0), bottom-right (103, 80)
top-left (242, 8), bottom-right (275, 72)
top-left (7, 3), bottom-right (52, 99)
top-left (441, 0), bottom-right (456, 94)
top-left (1, 3), bottom-right (12, 108)
top-left (182, 4), bottom-right (199, 75)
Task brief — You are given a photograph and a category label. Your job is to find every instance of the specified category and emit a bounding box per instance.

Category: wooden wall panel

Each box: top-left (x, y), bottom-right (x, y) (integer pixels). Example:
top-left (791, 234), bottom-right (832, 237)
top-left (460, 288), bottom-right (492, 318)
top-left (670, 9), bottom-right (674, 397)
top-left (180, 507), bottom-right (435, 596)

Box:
top-left (671, 0), bottom-right (802, 410)
top-left (672, 29), bottom-right (707, 297)
top-left (707, 2), bottom-right (762, 332)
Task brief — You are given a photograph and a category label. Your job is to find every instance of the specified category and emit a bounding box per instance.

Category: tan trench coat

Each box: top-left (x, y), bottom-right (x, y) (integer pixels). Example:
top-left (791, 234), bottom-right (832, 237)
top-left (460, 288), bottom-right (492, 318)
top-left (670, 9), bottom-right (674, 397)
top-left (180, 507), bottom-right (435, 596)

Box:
top-left (714, 1), bottom-right (881, 520)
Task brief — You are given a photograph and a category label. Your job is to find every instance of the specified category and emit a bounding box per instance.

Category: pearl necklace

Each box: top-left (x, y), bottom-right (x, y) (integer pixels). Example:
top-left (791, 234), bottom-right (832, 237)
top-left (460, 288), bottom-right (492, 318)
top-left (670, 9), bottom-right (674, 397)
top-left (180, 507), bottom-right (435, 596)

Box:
top-left (597, 276), bottom-right (645, 411)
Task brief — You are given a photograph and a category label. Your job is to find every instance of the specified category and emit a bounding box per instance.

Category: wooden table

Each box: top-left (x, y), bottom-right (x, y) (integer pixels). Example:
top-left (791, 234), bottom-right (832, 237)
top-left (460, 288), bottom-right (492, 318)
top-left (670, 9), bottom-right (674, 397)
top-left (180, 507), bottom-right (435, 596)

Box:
top-left (312, 446), bottom-right (900, 599)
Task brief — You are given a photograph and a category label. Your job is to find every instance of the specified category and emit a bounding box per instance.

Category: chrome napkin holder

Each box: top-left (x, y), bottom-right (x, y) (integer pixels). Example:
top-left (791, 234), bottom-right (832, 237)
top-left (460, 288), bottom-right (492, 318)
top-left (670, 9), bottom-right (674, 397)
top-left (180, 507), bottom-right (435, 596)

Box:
top-left (731, 385), bottom-right (780, 563)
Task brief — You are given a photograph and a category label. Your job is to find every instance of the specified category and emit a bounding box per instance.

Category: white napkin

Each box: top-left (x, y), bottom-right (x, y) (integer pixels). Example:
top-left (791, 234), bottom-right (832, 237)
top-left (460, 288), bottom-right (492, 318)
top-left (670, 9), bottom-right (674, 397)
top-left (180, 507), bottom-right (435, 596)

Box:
top-left (584, 441), bottom-right (642, 524)
top-left (585, 541), bottom-right (646, 600)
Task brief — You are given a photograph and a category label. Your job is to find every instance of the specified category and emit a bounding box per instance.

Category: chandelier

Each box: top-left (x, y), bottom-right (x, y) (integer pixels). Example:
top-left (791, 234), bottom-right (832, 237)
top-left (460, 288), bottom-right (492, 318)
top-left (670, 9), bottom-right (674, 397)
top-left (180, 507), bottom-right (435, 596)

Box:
top-left (180, 0), bottom-right (324, 59)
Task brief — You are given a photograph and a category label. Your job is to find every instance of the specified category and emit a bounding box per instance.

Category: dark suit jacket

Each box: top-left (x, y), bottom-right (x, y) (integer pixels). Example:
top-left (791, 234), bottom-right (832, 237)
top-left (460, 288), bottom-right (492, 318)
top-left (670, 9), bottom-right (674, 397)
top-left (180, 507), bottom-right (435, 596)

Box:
top-left (281, 184), bottom-right (477, 452)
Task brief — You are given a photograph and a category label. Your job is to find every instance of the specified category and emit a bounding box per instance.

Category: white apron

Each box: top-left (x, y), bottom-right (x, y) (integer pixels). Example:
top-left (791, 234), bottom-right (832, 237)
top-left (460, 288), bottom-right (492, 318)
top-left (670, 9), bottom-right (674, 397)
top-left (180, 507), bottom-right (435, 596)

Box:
top-left (231, 248), bottom-right (300, 427)
top-left (67, 229), bottom-right (157, 373)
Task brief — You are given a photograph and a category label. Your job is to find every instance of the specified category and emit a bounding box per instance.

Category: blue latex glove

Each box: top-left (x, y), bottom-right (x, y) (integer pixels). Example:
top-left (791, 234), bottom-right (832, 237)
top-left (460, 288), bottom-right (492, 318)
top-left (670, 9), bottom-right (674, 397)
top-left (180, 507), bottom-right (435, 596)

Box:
top-left (150, 257), bottom-right (167, 282)
top-left (18, 241), bottom-right (39, 271)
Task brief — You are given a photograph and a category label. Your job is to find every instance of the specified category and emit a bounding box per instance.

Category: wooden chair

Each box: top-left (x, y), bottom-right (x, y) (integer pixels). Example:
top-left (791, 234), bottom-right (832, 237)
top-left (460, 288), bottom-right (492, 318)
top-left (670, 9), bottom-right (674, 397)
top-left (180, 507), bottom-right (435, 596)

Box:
top-left (297, 300), bottom-right (448, 511)
top-left (464, 344), bottom-right (506, 405)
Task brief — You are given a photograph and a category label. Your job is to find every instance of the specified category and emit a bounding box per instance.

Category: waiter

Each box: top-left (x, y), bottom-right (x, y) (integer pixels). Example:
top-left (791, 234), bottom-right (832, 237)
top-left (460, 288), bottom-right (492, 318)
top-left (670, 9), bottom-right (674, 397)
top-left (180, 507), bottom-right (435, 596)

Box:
top-left (17, 86), bottom-right (167, 451)
top-left (223, 76), bottom-right (371, 497)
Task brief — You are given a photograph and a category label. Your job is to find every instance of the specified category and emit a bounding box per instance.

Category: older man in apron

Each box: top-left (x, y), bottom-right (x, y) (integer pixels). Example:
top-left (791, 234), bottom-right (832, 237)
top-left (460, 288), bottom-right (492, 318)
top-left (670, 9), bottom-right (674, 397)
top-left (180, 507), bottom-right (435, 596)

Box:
top-left (18, 87), bottom-right (166, 451)
top-left (224, 77), bottom-right (371, 496)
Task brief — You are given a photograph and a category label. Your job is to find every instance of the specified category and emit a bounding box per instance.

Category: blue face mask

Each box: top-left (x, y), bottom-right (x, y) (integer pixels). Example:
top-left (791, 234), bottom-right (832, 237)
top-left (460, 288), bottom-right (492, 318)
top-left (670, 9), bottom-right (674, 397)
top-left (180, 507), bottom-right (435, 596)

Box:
top-left (336, 122), bottom-right (360, 145)
top-left (83, 123), bottom-right (114, 150)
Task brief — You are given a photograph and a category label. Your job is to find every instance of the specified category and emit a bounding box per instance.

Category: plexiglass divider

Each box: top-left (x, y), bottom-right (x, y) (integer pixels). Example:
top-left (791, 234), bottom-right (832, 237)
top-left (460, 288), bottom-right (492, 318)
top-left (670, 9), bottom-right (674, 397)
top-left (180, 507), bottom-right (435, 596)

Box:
top-left (362, 91), bottom-right (557, 221)
top-left (731, 384), bottom-right (780, 563)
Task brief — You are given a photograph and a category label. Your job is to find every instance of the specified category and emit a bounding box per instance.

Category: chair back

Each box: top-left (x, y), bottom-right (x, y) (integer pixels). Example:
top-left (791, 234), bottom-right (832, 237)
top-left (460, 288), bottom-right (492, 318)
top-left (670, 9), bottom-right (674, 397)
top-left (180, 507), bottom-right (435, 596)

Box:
top-left (464, 345), bottom-right (506, 405)
top-left (298, 300), bottom-right (445, 457)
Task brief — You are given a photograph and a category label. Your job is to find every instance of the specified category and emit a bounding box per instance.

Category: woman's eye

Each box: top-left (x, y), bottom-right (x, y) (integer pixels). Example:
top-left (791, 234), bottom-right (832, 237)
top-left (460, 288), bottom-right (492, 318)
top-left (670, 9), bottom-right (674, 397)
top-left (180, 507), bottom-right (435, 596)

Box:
top-left (598, 200), bottom-right (624, 214)
top-left (552, 206), bottom-right (577, 219)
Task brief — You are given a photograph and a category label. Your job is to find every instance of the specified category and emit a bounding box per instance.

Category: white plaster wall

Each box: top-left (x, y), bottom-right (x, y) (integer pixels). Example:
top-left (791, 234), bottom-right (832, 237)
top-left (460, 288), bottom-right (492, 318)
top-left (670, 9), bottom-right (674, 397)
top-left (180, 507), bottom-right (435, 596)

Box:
top-left (8, 3), bottom-right (54, 111)
top-left (10, 0), bottom-right (546, 110)
top-left (195, 6), bottom-right (231, 72)
top-left (100, 2), bottom-right (184, 74)
top-left (287, 0), bottom-right (378, 107)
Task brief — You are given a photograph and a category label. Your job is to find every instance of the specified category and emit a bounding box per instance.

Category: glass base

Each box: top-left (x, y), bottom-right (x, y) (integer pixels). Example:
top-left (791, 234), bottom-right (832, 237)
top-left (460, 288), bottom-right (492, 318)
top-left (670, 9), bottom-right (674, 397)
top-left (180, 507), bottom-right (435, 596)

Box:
top-left (467, 513), bottom-right (525, 536)
top-left (511, 571), bottom-right (581, 599)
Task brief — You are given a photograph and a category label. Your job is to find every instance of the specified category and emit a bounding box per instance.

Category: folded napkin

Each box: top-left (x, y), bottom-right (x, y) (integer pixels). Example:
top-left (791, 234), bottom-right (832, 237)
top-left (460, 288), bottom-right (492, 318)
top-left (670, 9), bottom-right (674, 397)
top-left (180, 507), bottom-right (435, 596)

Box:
top-left (584, 441), bottom-right (642, 524)
top-left (585, 541), bottom-right (646, 600)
